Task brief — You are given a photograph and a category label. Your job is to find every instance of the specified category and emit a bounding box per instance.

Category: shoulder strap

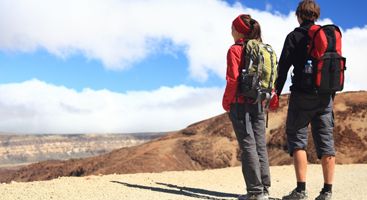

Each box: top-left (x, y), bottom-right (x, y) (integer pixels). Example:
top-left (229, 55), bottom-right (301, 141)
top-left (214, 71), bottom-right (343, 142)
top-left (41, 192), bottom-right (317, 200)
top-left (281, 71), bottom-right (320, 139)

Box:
top-left (256, 42), bottom-right (264, 81)
top-left (307, 25), bottom-right (324, 56)
top-left (266, 44), bottom-right (276, 90)
top-left (238, 40), bottom-right (250, 73)
top-left (293, 26), bottom-right (311, 56)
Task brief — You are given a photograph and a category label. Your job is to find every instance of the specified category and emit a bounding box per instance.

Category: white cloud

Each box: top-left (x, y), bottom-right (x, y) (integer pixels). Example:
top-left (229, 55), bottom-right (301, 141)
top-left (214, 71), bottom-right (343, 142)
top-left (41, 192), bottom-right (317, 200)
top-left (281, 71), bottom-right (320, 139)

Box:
top-left (0, 0), bottom-right (234, 81)
top-left (0, 1), bottom-right (311, 81)
top-left (0, 0), bottom-right (366, 90)
top-left (342, 26), bottom-right (367, 91)
top-left (0, 79), bottom-right (223, 133)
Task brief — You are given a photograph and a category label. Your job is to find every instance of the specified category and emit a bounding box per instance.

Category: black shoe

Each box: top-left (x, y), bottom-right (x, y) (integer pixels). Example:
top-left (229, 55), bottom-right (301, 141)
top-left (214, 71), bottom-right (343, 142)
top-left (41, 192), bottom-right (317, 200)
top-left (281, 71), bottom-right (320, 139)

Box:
top-left (314, 191), bottom-right (332, 200)
top-left (282, 189), bottom-right (308, 200)
top-left (238, 193), bottom-right (269, 200)
top-left (264, 187), bottom-right (270, 198)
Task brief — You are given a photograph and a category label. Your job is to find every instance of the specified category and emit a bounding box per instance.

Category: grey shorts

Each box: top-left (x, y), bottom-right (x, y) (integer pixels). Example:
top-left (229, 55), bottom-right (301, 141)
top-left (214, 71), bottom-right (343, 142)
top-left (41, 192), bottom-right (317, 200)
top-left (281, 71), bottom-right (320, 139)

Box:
top-left (286, 92), bottom-right (335, 159)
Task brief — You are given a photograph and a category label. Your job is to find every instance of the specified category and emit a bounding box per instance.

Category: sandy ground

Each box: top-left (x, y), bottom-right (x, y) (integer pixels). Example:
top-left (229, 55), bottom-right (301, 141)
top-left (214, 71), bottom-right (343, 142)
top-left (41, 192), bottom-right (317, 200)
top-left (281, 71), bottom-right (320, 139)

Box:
top-left (0, 164), bottom-right (366, 200)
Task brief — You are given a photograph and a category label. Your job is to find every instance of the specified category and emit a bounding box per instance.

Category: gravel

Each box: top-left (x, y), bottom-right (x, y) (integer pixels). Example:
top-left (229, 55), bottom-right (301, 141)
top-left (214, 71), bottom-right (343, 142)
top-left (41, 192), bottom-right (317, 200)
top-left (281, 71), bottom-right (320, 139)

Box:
top-left (0, 164), bottom-right (366, 200)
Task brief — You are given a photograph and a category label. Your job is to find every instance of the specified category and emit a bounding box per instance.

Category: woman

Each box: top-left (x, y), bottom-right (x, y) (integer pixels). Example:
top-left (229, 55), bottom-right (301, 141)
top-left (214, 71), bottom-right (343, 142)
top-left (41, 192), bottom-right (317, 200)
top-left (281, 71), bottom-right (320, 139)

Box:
top-left (222, 14), bottom-right (270, 200)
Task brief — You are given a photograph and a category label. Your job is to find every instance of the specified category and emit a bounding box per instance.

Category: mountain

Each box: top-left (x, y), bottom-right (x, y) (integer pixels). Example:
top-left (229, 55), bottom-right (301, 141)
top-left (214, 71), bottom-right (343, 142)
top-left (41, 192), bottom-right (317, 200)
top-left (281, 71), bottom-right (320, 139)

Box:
top-left (0, 91), bottom-right (366, 183)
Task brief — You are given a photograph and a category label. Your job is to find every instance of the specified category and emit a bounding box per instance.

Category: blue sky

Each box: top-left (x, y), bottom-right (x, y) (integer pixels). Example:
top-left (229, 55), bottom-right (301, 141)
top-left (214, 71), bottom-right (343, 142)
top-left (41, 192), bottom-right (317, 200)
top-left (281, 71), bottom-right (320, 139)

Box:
top-left (229, 0), bottom-right (366, 29)
top-left (0, 0), bottom-right (366, 133)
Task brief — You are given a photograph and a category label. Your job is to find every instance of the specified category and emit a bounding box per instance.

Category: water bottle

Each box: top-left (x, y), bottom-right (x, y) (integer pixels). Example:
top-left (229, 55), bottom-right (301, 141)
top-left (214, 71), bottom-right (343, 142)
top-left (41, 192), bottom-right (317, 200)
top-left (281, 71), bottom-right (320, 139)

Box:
top-left (304, 60), bottom-right (313, 74)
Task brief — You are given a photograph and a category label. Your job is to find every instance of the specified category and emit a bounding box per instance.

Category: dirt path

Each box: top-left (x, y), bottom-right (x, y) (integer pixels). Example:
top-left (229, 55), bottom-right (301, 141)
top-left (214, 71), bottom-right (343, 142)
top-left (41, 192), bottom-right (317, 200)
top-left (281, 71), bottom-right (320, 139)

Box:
top-left (0, 164), bottom-right (366, 200)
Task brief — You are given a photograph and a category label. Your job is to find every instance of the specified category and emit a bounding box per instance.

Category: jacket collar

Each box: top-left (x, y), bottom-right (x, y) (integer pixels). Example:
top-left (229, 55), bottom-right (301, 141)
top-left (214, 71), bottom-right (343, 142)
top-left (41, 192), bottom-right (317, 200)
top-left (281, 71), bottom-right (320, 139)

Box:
top-left (234, 38), bottom-right (246, 45)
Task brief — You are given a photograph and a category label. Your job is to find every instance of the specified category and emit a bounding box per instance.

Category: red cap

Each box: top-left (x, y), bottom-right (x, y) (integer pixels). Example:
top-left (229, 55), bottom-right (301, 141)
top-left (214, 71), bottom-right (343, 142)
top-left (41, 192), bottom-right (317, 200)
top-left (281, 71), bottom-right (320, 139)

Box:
top-left (232, 14), bottom-right (251, 35)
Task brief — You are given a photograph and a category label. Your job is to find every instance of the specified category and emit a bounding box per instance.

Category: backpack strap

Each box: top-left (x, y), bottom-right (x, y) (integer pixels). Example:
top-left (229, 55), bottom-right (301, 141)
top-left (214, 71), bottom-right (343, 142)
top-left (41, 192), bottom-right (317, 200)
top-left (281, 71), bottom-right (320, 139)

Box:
top-left (267, 44), bottom-right (275, 91)
top-left (243, 39), bottom-right (253, 73)
top-left (307, 25), bottom-right (322, 56)
top-left (264, 47), bottom-right (274, 128)
top-left (235, 40), bottom-right (250, 101)
top-left (257, 45), bottom-right (263, 84)
top-left (247, 40), bottom-right (262, 104)
top-left (234, 40), bottom-right (249, 121)
top-left (234, 40), bottom-right (250, 76)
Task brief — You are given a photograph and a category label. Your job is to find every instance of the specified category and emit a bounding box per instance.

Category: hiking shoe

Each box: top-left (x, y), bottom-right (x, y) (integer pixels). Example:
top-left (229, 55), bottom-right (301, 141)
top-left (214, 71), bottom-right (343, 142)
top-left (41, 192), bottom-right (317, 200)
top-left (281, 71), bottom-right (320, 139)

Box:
top-left (264, 187), bottom-right (270, 198)
top-left (263, 191), bottom-right (269, 199)
top-left (238, 193), bottom-right (269, 200)
top-left (315, 191), bottom-right (332, 200)
top-left (282, 189), bottom-right (308, 200)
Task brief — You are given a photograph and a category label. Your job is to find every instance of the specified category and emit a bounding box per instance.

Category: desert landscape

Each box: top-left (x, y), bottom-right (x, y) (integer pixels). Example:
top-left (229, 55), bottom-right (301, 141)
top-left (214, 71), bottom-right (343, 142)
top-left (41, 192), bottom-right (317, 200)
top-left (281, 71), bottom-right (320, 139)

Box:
top-left (0, 91), bottom-right (366, 199)
top-left (0, 132), bottom-right (165, 168)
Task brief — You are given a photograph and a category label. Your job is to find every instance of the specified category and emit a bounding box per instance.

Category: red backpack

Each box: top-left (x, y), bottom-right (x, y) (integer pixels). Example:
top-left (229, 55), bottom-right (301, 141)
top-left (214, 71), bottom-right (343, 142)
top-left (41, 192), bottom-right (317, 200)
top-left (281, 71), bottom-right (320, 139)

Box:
top-left (305, 24), bottom-right (346, 94)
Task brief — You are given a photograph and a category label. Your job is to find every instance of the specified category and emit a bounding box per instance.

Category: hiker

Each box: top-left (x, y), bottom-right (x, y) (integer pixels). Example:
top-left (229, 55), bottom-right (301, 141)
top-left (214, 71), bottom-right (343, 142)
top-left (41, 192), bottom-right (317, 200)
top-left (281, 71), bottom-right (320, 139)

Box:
top-left (223, 14), bottom-right (276, 200)
top-left (272, 0), bottom-right (345, 199)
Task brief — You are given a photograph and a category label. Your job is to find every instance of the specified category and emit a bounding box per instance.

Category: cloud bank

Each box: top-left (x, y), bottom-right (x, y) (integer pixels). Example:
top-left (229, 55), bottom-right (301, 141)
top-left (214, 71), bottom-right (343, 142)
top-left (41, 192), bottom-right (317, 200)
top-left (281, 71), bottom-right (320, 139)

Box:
top-left (0, 79), bottom-right (223, 133)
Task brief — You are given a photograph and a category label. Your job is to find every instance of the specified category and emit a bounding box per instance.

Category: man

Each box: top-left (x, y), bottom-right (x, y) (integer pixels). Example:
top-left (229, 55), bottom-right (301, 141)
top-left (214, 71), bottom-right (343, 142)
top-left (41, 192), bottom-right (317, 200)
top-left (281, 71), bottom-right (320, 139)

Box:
top-left (272, 1), bottom-right (336, 200)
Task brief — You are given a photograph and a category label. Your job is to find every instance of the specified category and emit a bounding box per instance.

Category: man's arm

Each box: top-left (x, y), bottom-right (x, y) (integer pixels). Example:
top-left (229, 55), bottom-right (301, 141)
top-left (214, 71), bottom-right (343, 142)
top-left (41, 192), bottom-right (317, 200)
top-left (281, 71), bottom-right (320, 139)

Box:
top-left (275, 33), bottom-right (296, 96)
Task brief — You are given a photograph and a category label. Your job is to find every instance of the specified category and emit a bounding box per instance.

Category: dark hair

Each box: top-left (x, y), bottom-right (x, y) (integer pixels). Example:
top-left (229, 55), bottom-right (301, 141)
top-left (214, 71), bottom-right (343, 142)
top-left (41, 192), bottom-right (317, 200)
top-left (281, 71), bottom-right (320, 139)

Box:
top-left (240, 15), bottom-right (262, 42)
top-left (296, 0), bottom-right (320, 21)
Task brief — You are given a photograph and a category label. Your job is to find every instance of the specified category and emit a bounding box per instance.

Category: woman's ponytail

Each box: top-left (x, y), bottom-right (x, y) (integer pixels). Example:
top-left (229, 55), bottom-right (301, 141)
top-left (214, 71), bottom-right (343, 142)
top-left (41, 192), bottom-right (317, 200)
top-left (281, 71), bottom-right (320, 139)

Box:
top-left (240, 15), bottom-right (262, 42)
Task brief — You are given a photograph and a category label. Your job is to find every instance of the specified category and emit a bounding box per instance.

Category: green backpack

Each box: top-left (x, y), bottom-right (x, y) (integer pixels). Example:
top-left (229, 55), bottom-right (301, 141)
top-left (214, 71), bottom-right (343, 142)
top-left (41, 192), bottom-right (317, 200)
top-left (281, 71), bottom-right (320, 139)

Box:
top-left (237, 39), bottom-right (278, 103)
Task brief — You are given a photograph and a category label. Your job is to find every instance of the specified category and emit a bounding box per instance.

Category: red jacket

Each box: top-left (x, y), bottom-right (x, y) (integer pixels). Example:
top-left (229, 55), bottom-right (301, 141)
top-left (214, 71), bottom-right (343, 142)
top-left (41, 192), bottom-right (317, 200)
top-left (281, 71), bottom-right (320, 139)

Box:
top-left (222, 38), bottom-right (245, 111)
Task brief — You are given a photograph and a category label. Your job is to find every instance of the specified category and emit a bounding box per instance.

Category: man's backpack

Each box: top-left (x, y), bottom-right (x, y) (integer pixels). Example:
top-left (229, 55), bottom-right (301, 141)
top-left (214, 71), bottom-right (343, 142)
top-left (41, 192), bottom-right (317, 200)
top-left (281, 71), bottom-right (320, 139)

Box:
top-left (237, 39), bottom-right (278, 103)
top-left (301, 24), bottom-right (346, 94)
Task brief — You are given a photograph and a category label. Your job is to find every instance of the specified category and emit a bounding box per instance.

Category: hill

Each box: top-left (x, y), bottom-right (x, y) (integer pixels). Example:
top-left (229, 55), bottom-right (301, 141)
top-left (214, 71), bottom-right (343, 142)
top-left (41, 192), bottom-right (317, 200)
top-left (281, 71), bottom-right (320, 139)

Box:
top-left (0, 91), bottom-right (366, 183)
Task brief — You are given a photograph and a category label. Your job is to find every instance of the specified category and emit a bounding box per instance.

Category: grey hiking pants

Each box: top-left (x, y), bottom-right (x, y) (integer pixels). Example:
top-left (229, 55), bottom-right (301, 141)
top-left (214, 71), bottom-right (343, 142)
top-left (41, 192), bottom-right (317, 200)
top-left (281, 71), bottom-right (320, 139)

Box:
top-left (229, 103), bottom-right (271, 194)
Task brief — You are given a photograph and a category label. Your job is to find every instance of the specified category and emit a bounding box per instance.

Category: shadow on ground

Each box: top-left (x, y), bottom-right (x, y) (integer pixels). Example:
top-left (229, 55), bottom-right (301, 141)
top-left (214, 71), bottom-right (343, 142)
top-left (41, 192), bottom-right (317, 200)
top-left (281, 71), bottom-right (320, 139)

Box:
top-left (111, 180), bottom-right (240, 200)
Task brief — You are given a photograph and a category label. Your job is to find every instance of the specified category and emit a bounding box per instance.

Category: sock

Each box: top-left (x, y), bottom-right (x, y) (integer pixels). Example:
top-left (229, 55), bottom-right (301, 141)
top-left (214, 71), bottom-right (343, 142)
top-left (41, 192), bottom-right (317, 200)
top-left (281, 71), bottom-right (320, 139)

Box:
top-left (322, 183), bottom-right (332, 193)
top-left (296, 182), bottom-right (306, 192)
